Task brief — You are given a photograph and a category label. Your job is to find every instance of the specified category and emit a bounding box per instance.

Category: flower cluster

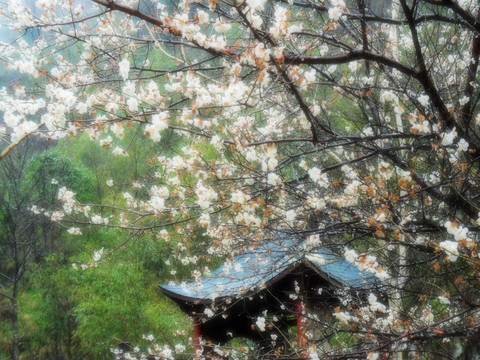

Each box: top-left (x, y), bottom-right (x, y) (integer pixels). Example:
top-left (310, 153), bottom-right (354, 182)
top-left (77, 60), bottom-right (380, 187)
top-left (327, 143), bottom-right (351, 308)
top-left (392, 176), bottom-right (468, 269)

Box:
top-left (2, 0), bottom-right (480, 358)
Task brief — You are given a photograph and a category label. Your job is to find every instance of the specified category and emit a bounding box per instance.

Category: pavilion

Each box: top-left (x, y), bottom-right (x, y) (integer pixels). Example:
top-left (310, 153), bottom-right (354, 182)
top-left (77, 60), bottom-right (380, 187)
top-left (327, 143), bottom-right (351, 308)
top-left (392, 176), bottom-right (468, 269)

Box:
top-left (160, 236), bottom-right (381, 358)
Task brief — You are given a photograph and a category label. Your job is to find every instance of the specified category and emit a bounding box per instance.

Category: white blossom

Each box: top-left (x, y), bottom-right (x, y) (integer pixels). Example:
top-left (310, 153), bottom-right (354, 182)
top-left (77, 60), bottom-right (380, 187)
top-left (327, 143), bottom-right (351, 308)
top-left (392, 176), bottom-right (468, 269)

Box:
top-left (441, 129), bottom-right (457, 146)
top-left (67, 227), bottom-right (82, 235)
top-left (418, 94), bottom-right (430, 107)
top-left (204, 308), bottom-right (215, 318)
top-left (119, 58), bottom-right (130, 80)
top-left (255, 316), bottom-right (266, 331)
top-left (93, 248), bottom-right (104, 262)
top-left (328, 7), bottom-right (342, 20)
top-left (439, 240), bottom-right (459, 262)
top-left (308, 167), bottom-right (328, 187)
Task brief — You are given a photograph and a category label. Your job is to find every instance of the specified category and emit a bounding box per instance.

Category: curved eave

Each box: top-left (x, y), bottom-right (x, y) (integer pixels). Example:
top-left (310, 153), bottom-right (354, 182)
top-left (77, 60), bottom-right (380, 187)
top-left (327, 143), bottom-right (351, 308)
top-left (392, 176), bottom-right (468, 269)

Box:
top-left (159, 285), bottom-right (207, 305)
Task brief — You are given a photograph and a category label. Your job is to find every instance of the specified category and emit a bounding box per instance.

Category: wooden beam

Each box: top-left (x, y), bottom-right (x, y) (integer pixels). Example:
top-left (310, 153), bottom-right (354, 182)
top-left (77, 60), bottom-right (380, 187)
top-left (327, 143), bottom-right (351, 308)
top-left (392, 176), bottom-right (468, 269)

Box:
top-left (295, 301), bottom-right (308, 350)
top-left (193, 318), bottom-right (202, 359)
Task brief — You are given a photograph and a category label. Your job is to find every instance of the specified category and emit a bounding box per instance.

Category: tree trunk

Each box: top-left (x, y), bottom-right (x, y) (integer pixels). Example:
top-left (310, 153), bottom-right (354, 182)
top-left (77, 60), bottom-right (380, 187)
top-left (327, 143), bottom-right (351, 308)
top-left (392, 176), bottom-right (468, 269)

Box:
top-left (11, 280), bottom-right (19, 360)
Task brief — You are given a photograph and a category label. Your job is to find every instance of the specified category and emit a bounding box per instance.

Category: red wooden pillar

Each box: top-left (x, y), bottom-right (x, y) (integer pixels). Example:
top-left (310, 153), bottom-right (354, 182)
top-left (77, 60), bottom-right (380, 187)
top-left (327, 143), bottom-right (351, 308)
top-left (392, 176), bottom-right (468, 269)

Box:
top-left (295, 301), bottom-right (308, 349)
top-left (193, 318), bottom-right (202, 359)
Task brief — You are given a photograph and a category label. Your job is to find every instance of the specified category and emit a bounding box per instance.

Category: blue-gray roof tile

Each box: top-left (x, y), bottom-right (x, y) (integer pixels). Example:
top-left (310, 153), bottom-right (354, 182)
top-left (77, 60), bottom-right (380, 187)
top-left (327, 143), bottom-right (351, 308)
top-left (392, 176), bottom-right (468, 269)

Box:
top-left (160, 237), bottom-right (380, 303)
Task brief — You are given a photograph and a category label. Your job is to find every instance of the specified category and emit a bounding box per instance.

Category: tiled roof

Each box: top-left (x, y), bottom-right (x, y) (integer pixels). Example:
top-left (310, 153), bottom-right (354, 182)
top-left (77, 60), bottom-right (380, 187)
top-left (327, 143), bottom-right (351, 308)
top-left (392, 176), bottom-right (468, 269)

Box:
top-left (160, 236), bottom-right (380, 303)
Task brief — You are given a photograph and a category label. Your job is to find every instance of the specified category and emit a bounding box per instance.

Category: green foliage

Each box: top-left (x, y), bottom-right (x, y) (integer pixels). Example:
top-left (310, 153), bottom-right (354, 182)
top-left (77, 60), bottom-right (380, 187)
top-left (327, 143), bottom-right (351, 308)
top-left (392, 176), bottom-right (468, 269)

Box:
top-left (73, 262), bottom-right (150, 357)
top-left (195, 140), bottom-right (220, 163)
top-left (20, 260), bottom-right (79, 359)
top-left (0, 297), bottom-right (13, 355)
top-left (71, 246), bottom-right (189, 358)
top-left (0, 135), bottom-right (194, 359)
top-left (12, 231), bottom-right (190, 359)
top-left (328, 330), bottom-right (358, 350)
top-left (24, 149), bottom-right (96, 203)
